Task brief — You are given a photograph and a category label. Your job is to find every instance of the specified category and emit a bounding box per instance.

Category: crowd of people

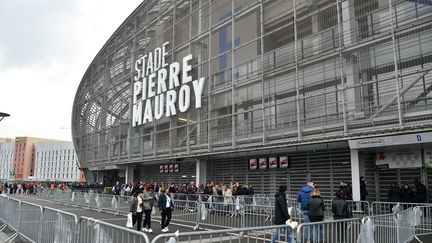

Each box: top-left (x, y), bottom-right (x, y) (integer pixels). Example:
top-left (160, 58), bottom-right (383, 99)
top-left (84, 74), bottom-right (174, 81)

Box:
top-left (121, 177), bottom-right (429, 236)
top-left (387, 179), bottom-right (427, 203)
top-left (270, 177), bottom-right (428, 243)
top-left (0, 181), bottom-right (104, 195)
top-left (119, 180), bottom-right (256, 233)
top-left (114, 181), bottom-right (255, 198)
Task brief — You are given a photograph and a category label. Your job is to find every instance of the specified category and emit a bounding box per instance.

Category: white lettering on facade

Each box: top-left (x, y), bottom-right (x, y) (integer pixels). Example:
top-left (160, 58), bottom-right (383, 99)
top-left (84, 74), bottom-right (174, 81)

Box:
top-left (132, 42), bottom-right (205, 127)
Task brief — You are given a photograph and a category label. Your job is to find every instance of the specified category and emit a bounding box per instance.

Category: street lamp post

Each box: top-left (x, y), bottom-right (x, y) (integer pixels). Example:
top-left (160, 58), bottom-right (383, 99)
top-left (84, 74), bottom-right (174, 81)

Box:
top-left (0, 112), bottom-right (10, 122)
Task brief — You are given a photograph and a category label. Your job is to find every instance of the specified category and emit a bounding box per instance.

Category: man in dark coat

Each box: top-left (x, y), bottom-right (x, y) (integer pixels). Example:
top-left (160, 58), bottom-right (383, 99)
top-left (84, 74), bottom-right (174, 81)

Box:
top-left (271, 185), bottom-right (292, 243)
top-left (414, 179), bottom-right (427, 203)
top-left (388, 182), bottom-right (402, 202)
top-left (332, 191), bottom-right (352, 243)
top-left (360, 176), bottom-right (368, 201)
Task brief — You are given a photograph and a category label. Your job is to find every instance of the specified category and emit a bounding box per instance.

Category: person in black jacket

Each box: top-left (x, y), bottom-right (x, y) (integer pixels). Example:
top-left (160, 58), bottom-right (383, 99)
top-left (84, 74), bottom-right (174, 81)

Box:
top-left (338, 180), bottom-right (353, 200)
top-left (129, 191), bottom-right (144, 231)
top-left (360, 176), bottom-right (368, 201)
top-left (388, 182), bottom-right (402, 202)
top-left (401, 184), bottom-right (414, 203)
top-left (308, 189), bottom-right (325, 243)
top-left (414, 179), bottom-right (427, 203)
top-left (270, 186), bottom-right (292, 243)
top-left (388, 182), bottom-right (401, 213)
top-left (332, 191), bottom-right (352, 243)
top-left (158, 186), bottom-right (174, 232)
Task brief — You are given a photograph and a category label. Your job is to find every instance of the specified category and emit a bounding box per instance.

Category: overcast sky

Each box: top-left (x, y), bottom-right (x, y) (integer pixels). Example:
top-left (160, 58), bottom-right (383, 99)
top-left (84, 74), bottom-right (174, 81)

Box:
top-left (0, 0), bottom-right (142, 141)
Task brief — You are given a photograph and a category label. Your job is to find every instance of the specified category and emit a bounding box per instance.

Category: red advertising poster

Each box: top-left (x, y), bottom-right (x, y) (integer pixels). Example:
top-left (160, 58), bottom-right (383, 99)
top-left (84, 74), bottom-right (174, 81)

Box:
top-left (174, 164), bottom-right (179, 173)
top-left (249, 159), bottom-right (257, 170)
top-left (160, 165), bottom-right (164, 173)
top-left (164, 165), bottom-right (169, 173)
top-left (169, 164), bottom-right (174, 173)
top-left (269, 157), bottom-right (278, 168)
top-left (259, 158), bottom-right (267, 169)
top-left (279, 156), bottom-right (289, 168)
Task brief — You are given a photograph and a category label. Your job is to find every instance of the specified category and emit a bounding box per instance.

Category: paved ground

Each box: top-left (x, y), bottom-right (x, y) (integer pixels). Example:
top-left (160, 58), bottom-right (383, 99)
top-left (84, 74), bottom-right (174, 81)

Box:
top-left (2, 194), bottom-right (431, 242)
top-left (3, 194), bottom-right (207, 242)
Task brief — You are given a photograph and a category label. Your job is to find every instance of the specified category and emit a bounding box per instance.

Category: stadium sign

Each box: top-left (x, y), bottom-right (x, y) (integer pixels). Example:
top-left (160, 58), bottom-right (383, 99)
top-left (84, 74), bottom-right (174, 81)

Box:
top-left (132, 41), bottom-right (205, 126)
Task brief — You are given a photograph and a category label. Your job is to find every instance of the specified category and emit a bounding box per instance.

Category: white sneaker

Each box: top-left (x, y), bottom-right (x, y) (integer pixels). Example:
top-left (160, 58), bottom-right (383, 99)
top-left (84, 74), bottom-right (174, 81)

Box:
top-left (148, 228), bottom-right (153, 233)
top-left (161, 228), bottom-right (168, 232)
top-left (165, 227), bottom-right (169, 231)
top-left (142, 228), bottom-right (149, 232)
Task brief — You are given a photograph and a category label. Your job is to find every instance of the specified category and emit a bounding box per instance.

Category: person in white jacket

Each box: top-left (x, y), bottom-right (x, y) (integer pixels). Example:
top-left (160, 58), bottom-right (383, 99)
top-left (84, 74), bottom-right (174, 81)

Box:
top-left (222, 185), bottom-right (233, 214)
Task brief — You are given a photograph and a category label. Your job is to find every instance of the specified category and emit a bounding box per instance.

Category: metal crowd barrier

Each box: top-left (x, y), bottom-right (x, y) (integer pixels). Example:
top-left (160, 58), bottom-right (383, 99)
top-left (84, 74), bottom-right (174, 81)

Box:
top-left (31, 189), bottom-right (432, 242)
top-left (3, 197), bottom-right (21, 242)
top-left (79, 216), bottom-right (150, 243)
top-left (151, 224), bottom-right (294, 243)
top-left (18, 201), bottom-right (43, 242)
top-left (37, 188), bottom-right (123, 215)
top-left (371, 201), bottom-right (432, 215)
top-left (36, 189), bottom-right (371, 229)
top-left (0, 194), bottom-right (150, 243)
top-left (161, 193), bottom-right (372, 219)
top-left (357, 205), bottom-right (432, 243)
top-left (296, 218), bottom-right (362, 243)
top-left (41, 207), bottom-right (79, 243)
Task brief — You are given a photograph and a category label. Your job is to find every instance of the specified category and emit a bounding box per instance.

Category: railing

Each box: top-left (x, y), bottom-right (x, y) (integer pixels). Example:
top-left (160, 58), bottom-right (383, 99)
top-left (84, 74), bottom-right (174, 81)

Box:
top-left (371, 201), bottom-right (432, 215)
top-left (79, 216), bottom-right (150, 243)
top-left (151, 224), bottom-right (294, 243)
top-left (0, 194), bottom-right (150, 243)
top-left (0, 195), bottom-right (80, 243)
top-left (357, 205), bottom-right (432, 243)
top-left (296, 218), bottom-right (362, 243)
top-left (2, 191), bottom-right (432, 243)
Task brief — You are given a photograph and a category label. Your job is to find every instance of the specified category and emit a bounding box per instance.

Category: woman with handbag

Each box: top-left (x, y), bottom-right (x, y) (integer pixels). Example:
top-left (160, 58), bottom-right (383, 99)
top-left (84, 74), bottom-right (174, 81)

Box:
top-left (130, 191), bottom-right (144, 231)
top-left (158, 186), bottom-right (174, 232)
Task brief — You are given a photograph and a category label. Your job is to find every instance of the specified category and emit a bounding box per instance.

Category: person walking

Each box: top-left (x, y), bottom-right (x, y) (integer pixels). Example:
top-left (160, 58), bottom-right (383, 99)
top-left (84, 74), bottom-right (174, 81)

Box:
top-left (142, 184), bottom-right (154, 233)
top-left (308, 188), bottom-right (325, 243)
top-left (158, 186), bottom-right (174, 232)
top-left (270, 185), bottom-right (292, 243)
top-left (112, 181), bottom-right (121, 196)
top-left (332, 191), bottom-right (352, 243)
top-left (297, 181), bottom-right (314, 240)
top-left (130, 191), bottom-right (144, 231)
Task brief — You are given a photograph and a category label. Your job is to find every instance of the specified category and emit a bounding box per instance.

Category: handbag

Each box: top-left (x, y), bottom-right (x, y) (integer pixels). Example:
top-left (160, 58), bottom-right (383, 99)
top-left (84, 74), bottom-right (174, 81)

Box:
top-left (286, 219), bottom-right (298, 229)
top-left (126, 213), bottom-right (133, 228)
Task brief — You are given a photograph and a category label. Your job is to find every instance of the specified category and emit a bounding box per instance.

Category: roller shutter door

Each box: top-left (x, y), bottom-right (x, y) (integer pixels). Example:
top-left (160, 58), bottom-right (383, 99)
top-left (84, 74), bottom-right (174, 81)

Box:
top-left (362, 153), bottom-right (378, 202)
top-left (426, 168), bottom-right (432, 203)
top-left (207, 158), bottom-right (282, 194)
top-left (288, 152), bottom-right (309, 198)
top-left (208, 148), bottom-right (351, 199)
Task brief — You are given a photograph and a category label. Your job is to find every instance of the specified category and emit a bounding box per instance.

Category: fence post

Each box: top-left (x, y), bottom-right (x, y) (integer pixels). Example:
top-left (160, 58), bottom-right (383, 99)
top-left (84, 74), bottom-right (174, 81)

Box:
top-left (396, 210), bottom-right (400, 243)
top-left (240, 204), bottom-right (245, 229)
top-left (37, 206), bottom-right (44, 243)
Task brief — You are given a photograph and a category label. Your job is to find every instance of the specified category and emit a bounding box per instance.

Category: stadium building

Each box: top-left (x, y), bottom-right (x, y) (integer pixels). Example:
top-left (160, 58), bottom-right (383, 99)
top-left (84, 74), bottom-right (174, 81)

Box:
top-left (72, 0), bottom-right (432, 201)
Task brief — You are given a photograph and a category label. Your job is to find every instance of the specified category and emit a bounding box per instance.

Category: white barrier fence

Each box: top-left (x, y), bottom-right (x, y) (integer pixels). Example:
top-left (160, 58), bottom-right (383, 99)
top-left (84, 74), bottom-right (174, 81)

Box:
top-left (0, 194), bottom-right (150, 243)
top-left (2, 191), bottom-right (432, 243)
top-left (357, 205), bottom-right (432, 243)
